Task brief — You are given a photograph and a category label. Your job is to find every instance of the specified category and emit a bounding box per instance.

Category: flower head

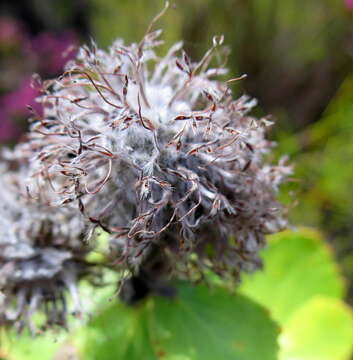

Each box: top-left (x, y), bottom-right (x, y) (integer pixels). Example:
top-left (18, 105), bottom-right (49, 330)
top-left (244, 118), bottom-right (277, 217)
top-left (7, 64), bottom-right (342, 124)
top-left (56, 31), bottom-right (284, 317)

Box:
top-left (24, 28), bottom-right (291, 290)
top-left (0, 159), bottom-right (92, 333)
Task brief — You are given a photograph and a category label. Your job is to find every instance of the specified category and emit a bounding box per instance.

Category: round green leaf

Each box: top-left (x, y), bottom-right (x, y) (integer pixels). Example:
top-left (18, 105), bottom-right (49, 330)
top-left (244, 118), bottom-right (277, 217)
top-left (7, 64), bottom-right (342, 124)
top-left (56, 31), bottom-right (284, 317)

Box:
top-left (149, 283), bottom-right (279, 360)
top-left (77, 301), bottom-right (155, 360)
top-left (77, 283), bottom-right (280, 360)
top-left (279, 296), bottom-right (353, 360)
top-left (239, 229), bottom-right (345, 324)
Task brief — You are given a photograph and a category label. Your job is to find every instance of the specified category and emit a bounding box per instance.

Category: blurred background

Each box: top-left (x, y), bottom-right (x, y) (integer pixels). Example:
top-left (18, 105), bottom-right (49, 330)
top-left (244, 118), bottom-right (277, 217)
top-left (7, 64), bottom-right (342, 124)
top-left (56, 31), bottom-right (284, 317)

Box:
top-left (0, 0), bottom-right (352, 304)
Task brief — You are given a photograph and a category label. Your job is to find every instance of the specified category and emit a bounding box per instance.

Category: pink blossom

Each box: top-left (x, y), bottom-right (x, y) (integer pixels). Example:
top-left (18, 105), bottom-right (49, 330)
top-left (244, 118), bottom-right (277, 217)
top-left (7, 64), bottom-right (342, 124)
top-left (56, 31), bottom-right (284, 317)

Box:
top-left (24, 31), bottom-right (78, 75)
top-left (0, 17), bottom-right (24, 47)
top-left (344, 0), bottom-right (353, 10)
top-left (0, 23), bottom-right (78, 144)
top-left (1, 76), bottom-right (40, 115)
top-left (0, 115), bottom-right (18, 141)
top-left (0, 77), bottom-right (40, 142)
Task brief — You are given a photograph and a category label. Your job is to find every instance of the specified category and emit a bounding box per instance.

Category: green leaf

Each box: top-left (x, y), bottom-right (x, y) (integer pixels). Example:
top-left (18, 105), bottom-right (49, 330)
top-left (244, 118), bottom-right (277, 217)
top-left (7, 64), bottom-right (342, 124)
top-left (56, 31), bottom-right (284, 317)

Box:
top-left (77, 301), bottom-right (155, 360)
top-left (77, 283), bottom-right (280, 360)
top-left (1, 330), bottom-right (64, 360)
top-left (239, 229), bottom-right (345, 324)
top-left (239, 229), bottom-right (353, 359)
top-left (279, 296), bottom-right (353, 360)
top-left (149, 283), bottom-right (279, 360)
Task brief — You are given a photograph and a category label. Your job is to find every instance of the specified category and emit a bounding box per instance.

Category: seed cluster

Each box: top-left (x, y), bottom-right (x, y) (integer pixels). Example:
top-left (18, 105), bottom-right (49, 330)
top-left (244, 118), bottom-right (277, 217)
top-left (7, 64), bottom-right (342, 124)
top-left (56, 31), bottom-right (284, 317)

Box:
top-left (0, 25), bottom-right (291, 332)
top-left (0, 161), bottom-right (93, 333)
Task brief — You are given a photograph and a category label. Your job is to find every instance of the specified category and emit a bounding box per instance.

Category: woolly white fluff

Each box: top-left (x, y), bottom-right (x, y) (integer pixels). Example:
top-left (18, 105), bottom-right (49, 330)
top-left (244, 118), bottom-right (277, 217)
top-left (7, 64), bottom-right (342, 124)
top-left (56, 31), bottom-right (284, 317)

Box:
top-left (0, 163), bottom-right (90, 333)
top-left (15, 28), bottom-right (291, 302)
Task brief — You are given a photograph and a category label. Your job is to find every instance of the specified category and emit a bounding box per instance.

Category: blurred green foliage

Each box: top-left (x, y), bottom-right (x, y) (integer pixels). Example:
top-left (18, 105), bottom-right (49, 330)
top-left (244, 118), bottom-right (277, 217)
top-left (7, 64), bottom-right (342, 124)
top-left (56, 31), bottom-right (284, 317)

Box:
top-left (90, 0), bottom-right (352, 130)
top-left (239, 229), bottom-right (345, 323)
top-left (275, 75), bottom-right (353, 300)
top-left (280, 297), bottom-right (353, 360)
top-left (240, 229), bottom-right (353, 360)
top-left (90, 0), bottom-right (183, 51)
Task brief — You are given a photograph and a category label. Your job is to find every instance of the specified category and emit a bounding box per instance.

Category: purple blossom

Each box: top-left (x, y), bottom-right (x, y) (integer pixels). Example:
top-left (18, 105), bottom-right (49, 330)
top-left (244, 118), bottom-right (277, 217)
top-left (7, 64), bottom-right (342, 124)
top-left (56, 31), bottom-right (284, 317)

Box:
top-left (0, 27), bottom-right (78, 143)
top-left (24, 31), bottom-right (78, 75)
top-left (0, 77), bottom-right (40, 142)
top-left (1, 76), bottom-right (40, 115)
top-left (0, 17), bottom-right (24, 47)
top-left (345, 0), bottom-right (353, 9)
top-left (0, 115), bottom-right (19, 142)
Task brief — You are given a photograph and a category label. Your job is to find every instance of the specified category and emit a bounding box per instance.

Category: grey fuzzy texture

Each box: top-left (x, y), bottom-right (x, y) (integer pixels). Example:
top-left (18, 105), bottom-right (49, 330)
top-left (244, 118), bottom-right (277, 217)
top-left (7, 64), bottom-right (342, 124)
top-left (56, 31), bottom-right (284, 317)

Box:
top-left (0, 162), bottom-right (91, 333)
top-left (21, 30), bottom-right (291, 286)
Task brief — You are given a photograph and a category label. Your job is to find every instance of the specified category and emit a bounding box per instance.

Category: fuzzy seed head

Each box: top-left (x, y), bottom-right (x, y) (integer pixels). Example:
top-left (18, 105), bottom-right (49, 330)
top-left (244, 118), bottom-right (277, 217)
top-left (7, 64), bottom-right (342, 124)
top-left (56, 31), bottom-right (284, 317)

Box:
top-left (0, 161), bottom-right (91, 333)
top-left (23, 30), bottom-right (291, 284)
